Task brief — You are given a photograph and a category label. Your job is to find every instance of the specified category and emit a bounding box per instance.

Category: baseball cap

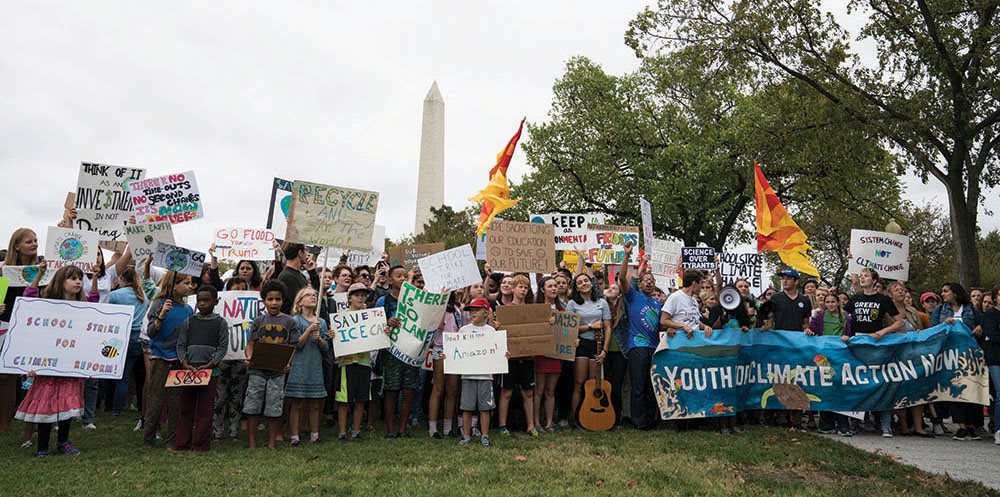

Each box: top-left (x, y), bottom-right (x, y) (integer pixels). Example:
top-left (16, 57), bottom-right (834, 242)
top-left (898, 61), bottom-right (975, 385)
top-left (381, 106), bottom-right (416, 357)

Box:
top-left (347, 283), bottom-right (371, 295)
top-left (467, 297), bottom-right (491, 309)
top-left (920, 292), bottom-right (939, 304)
top-left (778, 268), bottom-right (801, 279)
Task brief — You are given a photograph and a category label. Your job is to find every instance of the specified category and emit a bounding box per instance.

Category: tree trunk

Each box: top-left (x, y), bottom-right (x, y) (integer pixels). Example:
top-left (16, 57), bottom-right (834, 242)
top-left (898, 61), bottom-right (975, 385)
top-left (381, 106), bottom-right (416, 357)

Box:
top-left (945, 177), bottom-right (982, 288)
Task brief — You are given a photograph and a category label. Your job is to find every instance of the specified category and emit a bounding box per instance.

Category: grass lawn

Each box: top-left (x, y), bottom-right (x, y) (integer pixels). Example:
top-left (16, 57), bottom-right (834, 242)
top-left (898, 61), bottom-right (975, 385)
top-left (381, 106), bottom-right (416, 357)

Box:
top-left (0, 414), bottom-right (996, 497)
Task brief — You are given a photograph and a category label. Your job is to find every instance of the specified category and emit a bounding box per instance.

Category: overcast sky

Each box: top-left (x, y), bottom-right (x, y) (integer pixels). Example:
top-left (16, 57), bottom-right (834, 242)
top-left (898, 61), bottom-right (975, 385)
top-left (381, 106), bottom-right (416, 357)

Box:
top-left (1, 1), bottom-right (995, 258)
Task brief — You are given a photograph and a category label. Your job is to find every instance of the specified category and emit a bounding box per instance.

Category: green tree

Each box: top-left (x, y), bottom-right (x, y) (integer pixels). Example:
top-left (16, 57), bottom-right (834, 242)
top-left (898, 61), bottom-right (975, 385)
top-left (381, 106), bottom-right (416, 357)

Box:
top-left (390, 205), bottom-right (477, 249)
top-left (627, 0), bottom-right (1000, 286)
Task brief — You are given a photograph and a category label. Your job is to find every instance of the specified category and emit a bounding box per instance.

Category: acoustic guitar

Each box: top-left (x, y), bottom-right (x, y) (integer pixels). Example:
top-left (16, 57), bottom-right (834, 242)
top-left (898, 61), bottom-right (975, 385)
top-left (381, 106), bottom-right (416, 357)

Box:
top-left (578, 327), bottom-right (615, 431)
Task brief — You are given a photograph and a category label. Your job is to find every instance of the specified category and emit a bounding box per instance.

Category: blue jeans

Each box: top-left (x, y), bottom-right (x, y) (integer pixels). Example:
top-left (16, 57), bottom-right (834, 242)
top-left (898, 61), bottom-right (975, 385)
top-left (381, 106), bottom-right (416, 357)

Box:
top-left (989, 366), bottom-right (1000, 429)
top-left (880, 410), bottom-right (892, 432)
top-left (112, 341), bottom-right (143, 415)
top-left (82, 379), bottom-right (99, 423)
top-left (627, 347), bottom-right (657, 429)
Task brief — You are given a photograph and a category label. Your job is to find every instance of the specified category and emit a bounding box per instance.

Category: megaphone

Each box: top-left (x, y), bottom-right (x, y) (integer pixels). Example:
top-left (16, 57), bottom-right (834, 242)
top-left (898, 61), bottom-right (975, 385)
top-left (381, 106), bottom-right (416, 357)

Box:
top-left (719, 285), bottom-right (742, 311)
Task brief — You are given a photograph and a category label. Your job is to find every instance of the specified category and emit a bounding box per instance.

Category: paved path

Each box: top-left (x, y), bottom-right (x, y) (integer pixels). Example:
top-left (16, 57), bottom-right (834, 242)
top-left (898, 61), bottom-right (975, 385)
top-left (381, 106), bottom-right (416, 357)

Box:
top-left (823, 429), bottom-right (1000, 489)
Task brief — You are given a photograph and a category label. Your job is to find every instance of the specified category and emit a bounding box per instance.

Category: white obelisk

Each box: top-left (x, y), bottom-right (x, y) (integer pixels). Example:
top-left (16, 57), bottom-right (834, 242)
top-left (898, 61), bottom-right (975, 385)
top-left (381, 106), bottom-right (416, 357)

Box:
top-left (414, 81), bottom-right (445, 235)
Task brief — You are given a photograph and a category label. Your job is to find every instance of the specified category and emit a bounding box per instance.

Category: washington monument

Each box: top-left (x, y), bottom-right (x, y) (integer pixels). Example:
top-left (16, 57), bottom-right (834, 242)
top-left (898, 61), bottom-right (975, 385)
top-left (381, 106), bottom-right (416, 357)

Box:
top-left (414, 81), bottom-right (444, 234)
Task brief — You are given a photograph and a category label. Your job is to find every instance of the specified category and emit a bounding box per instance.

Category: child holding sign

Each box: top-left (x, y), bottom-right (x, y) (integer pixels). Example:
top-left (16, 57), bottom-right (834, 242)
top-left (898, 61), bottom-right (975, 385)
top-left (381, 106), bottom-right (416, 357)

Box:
top-left (16, 262), bottom-right (99, 457)
top-left (458, 298), bottom-right (497, 446)
top-left (287, 287), bottom-right (329, 445)
top-left (334, 283), bottom-right (376, 441)
top-left (174, 285), bottom-right (229, 452)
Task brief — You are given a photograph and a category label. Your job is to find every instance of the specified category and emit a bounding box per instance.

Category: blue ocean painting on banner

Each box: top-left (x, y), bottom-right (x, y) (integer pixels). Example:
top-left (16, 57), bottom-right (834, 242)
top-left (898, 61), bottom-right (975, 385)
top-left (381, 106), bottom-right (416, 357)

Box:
top-left (651, 323), bottom-right (988, 420)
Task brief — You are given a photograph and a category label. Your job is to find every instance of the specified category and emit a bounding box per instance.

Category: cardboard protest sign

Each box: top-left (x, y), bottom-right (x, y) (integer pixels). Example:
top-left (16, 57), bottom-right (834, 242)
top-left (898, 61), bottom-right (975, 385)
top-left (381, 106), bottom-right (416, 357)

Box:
top-left (129, 170), bottom-right (204, 224)
top-left (496, 304), bottom-right (554, 358)
top-left (266, 177), bottom-right (293, 240)
top-left (45, 226), bottom-right (101, 273)
top-left (74, 162), bottom-right (146, 240)
top-left (418, 244), bottom-right (481, 293)
top-left (248, 342), bottom-right (295, 372)
top-left (648, 238), bottom-right (682, 289)
top-left (152, 243), bottom-right (206, 277)
top-left (443, 329), bottom-right (509, 375)
top-left (584, 224), bottom-right (639, 265)
top-left (213, 227), bottom-right (276, 261)
top-left (165, 369), bottom-right (213, 387)
top-left (64, 192), bottom-right (76, 209)
top-left (330, 307), bottom-right (390, 358)
top-left (332, 224), bottom-right (386, 267)
top-left (681, 247), bottom-right (716, 271)
top-left (0, 297), bottom-right (133, 379)
top-left (640, 198), bottom-right (654, 253)
top-left (1, 266), bottom-right (55, 288)
top-left (719, 252), bottom-right (764, 296)
top-left (387, 243), bottom-right (445, 270)
top-left (485, 220), bottom-right (555, 274)
top-left (285, 180), bottom-right (379, 250)
top-left (849, 229), bottom-right (910, 281)
top-left (186, 291), bottom-right (260, 361)
top-left (387, 282), bottom-right (448, 366)
top-left (124, 221), bottom-right (175, 264)
top-left (529, 213), bottom-right (606, 250)
top-left (548, 311), bottom-right (580, 361)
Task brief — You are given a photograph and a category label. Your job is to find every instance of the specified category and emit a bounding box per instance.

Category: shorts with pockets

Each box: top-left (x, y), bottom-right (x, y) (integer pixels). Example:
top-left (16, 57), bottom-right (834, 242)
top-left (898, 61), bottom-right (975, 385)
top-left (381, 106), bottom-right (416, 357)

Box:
top-left (460, 379), bottom-right (495, 412)
top-left (499, 358), bottom-right (535, 389)
top-left (335, 363), bottom-right (372, 403)
top-left (382, 353), bottom-right (420, 390)
top-left (575, 338), bottom-right (598, 359)
top-left (242, 374), bottom-right (286, 418)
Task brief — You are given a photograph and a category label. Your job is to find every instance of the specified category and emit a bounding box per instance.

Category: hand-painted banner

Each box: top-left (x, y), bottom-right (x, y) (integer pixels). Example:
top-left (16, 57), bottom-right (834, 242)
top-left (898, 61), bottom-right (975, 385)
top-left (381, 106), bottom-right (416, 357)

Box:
top-left (152, 243), bottom-right (206, 277)
top-left (388, 282), bottom-right (448, 366)
top-left (266, 177), bottom-right (293, 240)
top-left (719, 252), bottom-right (764, 296)
top-left (2, 266), bottom-right (55, 288)
top-left (285, 180), bottom-right (378, 250)
top-left (75, 163), bottom-right (146, 212)
top-left (0, 297), bottom-right (134, 379)
top-left (330, 307), bottom-right (389, 358)
top-left (186, 291), bottom-right (260, 361)
top-left (486, 220), bottom-right (556, 273)
top-left (125, 221), bottom-right (175, 263)
top-left (46, 226), bottom-right (101, 273)
top-left (547, 311), bottom-right (580, 361)
top-left (443, 329), bottom-right (508, 375)
top-left (129, 171), bottom-right (204, 225)
top-left (584, 224), bottom-right (638, 265)
top-left (418, 244), bottom-right (481, 293)
top-left (849, 229), bottom-right (910, 281)
top-left (213, 227), bottom-right (276, 261)
top-left (651, 323), bottom-right (988, 420)
top-left (649, 238), bottom-right (681, 289)
top-left (529, 213), bottom-right (606, 250)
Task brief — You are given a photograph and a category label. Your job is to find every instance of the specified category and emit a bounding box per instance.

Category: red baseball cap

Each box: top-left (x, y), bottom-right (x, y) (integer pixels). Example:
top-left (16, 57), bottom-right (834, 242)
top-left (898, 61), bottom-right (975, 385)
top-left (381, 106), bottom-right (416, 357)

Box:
top-left (467, 298), bottom-right (491, 309)
top-left (920, 292), bottom-right (939, 304)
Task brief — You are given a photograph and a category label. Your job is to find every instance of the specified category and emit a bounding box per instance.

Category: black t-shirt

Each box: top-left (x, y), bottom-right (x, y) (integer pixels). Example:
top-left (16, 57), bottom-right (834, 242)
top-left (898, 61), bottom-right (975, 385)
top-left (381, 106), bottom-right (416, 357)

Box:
top-left (980, 309), bottom-right (1000, 366)
top-left (845, 293), bottom-right (898, 334)
top-left (706, 301), bottom-right (752, 329)
top-left (758, 291), bottom-right (811, 331)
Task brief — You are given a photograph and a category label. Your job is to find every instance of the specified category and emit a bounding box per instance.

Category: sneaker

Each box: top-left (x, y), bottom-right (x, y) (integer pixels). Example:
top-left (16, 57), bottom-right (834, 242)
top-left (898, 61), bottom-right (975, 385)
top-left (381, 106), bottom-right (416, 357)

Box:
top-left (481, 436), bottom-right (490, 447)
top-left (994, 430), bottom-right (1000, 445)
top-left (817, 428), bottom-right (835, 434)
top-left (431, 432), bottom-right (442, 439)
top-left (471, 427), bottom-right (482, 438)
top-left (82, 423), bottom-right (97, 430)
top-left (543, 424), bottom-right (556, 433)
top-left (20, 439), bottom-right (33, 449)
top-left (386, 432), bottom-right (398, 439)
top-left (881, 430), bottom-right (893, 438)
top-left (337, 434), bottom-right (348, 442)
top-left (528, 428), bottom-right (539, 437)
top-left (351, 432), bottom-right (362, 442)
top-left (442, 430), bottom-right (453, 438)
top-left (933, 424), bottom-right (945, 435)
top-left (733, 426), bottom-right (743, 433)
top-left (459, 437), bottom-right (471, 446)
top-left (57, 442), bottom-right (80, 455)
top-left (953, 428), bottom-right (970, 441)
top-left (290, 438), bottom-right (301, 446)
top-left (558, 419), bottom-right (569, 428)
top-left (134, 419), bottom-right (144, 431)
top-left (399, 431), bottom-right (411, 438)
top-left (969, 428), bottom-right (983, 441)
top-left (35, 450), bottom-right (48, 458)
top-left (838, 430), bottom-right (852, 437)
top-left (499, 428), bottom-right (512, 438)
top-left (720, 427), bottom-right (732, 435)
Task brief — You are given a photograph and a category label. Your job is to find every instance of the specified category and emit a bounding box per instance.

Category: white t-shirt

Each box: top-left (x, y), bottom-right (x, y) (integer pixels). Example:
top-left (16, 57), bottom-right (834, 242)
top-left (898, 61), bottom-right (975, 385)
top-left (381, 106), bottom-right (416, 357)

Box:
top-left (663, 289), bottom-right (701, 331)
top-left (458, 323), bottom-right (497, 380)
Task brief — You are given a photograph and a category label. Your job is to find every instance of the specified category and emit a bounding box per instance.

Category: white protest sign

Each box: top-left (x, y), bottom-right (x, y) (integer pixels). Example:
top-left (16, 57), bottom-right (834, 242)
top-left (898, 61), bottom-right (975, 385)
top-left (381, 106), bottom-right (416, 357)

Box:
top-left (649, 238), bottom-right (682, 289)
top-left (74, 162), bottom-right (146, 241)
top-left (330, 292), bottom-right (349, 314)
top-left (332, 224), bottom-right (386, 267)
top-left (124, 221), bottom-right (175, 263)
top-left (330, 307), bottom-right (389, 358)
top-left (849, 229), bottom-right (910, 281)
top-left (267, 177), bottom-right (293, 240)
top-left (186, 291), bottom-right (261, 361)
top-left (129, 170), bottom-right (204, 225)
top-left (152, 243), bottom-right (206, 277)
top-left (443, 329), bottom-right (508, 375)
top-left (45, 226), bottom-right (101, 273)
top-left (719, 252), bottom-right (764, 296)
top-left (2, 266), bottom-right (55, 288)
top-left (417, 244), bottom-right (481, 293)
top-left (639, 198), bottom-right (653, 253)
top-left (0, 297), bottom-right (133, 379)
top-left (213, 227), bottom-right (276, 261)
top-left (529, 213), bottom-right (606, 251)
top-left (388, 282), bottom-right (449, 366)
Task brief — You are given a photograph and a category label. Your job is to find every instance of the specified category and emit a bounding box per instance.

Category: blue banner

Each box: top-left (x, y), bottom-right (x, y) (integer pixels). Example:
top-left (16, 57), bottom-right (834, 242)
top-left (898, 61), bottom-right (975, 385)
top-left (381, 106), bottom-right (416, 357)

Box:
top-left (651, 323), bottom-right (988, 420)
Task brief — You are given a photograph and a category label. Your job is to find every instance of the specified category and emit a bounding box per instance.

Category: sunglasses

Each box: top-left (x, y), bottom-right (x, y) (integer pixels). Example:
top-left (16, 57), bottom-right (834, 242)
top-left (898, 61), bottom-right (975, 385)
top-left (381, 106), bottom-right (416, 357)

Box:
top-left (357, 273), bottom-right (371, 279)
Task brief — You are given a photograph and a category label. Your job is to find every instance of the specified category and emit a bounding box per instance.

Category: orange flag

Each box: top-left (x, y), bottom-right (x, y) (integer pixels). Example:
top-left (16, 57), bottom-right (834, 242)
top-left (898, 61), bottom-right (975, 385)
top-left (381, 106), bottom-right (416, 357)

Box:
top-left (754, 162), bottom-right (819, 276)
top-left (471, 118), bottom-right (525, 236)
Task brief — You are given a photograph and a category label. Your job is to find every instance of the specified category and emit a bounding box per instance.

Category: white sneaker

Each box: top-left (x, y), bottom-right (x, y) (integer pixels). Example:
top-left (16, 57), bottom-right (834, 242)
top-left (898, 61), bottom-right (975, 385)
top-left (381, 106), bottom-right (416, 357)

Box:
top-left (133, 419), bottom-right (144, 431)
top-left (994, 430), bottom-right (1000, 445)
top-left (881, 430), bottom-right (893, 438)
top-left (558, 419), bottom-right (569, 428)
top-left (83, 423), bottom-right (97, 430)
top-left (933, 424), bottom-right (945, 436)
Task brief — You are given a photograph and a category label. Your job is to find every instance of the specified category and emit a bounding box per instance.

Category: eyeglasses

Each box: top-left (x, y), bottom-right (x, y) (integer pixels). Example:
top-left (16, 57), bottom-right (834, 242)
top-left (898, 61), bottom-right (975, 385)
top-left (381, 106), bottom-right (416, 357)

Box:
top-left (358, 273), bottom-right (371, 280)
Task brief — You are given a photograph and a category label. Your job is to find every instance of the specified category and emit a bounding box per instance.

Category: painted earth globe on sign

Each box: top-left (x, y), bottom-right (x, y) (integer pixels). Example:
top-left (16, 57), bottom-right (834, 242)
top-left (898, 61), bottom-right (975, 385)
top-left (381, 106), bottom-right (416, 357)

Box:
top-left (144, 235), bottom-right (154, 244)
top-left (21, 266), bottom-right (38, 282)
top-left (165, 250), bottom-right (188, 272)
top-left (59, 238), bottom-right (85, 261)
